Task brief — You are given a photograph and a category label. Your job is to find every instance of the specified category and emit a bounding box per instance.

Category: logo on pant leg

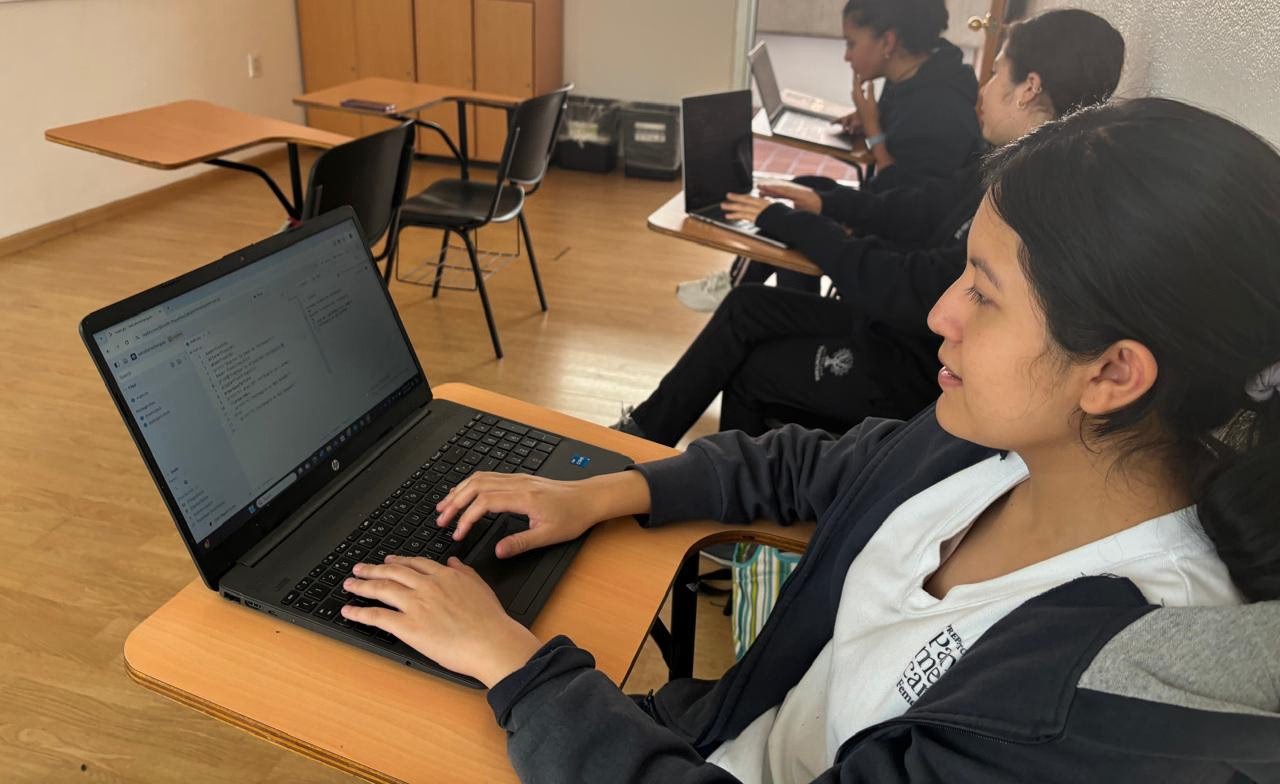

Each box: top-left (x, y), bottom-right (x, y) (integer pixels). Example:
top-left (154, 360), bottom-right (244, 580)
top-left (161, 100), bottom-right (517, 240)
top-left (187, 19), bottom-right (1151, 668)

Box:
top-left (814, 345), bottom-right (855, 381)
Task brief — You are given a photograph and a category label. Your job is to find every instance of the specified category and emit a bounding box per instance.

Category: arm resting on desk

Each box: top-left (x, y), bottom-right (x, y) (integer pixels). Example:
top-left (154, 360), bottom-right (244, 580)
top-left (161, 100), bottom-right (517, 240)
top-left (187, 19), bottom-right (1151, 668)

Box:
top-left (813, 164), bottom-right (978, 244)
top-left (632, 421), bottom-right (893, 529)
top-left (489, 636), bottom-right (745, 783)
top-left (757, 204), bottom-right (966, 337)
top-left (483, 420), bottom-right (910, 783)
top-left (488, 633), bottom-right (1056, 784)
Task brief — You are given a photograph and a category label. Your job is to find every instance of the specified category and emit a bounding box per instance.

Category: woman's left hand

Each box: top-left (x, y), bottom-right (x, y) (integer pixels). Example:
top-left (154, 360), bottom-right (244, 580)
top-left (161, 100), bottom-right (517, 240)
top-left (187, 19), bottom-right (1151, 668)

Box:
top-left (341, 555), bottom-right (542, 688)
top-left (722, 192), bottom-right (775, 224)
top-left (850, 72), bottom-right (881, 136)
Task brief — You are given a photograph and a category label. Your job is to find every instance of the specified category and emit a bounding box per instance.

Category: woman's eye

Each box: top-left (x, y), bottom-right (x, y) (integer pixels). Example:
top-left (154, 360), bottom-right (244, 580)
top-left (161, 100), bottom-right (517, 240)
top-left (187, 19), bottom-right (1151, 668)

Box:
top-left (965, 285), bottom-right (990, 306)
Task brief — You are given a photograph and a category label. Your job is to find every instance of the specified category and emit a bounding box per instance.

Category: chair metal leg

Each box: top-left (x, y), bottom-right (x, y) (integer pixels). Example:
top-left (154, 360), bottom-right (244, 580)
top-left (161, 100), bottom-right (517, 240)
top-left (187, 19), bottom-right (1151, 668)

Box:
top-left (431, 229), bottom-right (450, 298)
top-left (517, 212), bottom-right (548, 312)
top-left (381, 213), bottom-right (402, 287)
top-left (667, 553), bottom-right (700, 680)
top-left (460, 231), bottom-right (503, 359)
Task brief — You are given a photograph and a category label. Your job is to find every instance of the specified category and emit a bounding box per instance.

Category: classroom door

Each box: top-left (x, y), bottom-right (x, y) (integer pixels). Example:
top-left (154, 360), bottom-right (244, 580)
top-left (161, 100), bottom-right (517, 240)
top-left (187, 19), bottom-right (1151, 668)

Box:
top-left (968, 0), bottom-right (1008, 86)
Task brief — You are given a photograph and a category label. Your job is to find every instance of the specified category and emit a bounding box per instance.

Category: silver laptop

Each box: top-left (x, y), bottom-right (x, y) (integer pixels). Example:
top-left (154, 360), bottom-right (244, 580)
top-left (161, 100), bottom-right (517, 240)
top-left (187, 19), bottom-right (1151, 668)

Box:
top-left (750, 41), bottom-right (856, 153)
top-left (681, 90), bottom-right (787, 249)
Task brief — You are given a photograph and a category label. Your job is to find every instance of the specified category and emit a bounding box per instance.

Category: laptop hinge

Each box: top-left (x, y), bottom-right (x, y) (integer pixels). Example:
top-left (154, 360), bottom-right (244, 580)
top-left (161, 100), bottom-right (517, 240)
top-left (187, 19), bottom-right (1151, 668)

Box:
top-left (240, 406), bottom-right (433, 567)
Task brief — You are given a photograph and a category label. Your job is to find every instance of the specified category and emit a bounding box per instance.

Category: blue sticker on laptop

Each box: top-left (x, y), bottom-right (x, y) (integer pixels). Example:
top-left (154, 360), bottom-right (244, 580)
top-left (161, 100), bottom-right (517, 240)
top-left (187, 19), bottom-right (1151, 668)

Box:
top-left (570, 454), bottom-right (591, 468)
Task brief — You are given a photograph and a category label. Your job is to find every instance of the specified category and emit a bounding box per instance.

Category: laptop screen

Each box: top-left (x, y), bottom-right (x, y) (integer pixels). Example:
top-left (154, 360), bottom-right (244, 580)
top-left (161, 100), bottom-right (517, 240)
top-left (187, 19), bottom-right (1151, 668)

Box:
top-left (749, 41), bottom-right (784, 121)
top-left (682, 90), bottom-right (754, 214)
top-left (89, 219), bottom-right (420, 550)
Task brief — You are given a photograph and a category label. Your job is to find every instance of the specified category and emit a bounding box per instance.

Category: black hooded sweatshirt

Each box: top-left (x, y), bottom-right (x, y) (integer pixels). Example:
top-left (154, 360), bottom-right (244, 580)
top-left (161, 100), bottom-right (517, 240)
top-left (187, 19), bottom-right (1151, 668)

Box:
top-left (867, 38), bottom-right (983, 193)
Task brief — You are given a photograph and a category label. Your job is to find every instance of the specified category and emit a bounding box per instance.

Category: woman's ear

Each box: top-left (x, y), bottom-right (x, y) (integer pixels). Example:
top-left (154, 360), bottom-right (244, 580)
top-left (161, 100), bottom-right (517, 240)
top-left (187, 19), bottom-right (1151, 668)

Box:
top-left (880, 29), bottom-right (898, 59)
top-left (1019, 72), bottom-right (1045, 109)
top-left (1079, 340), bottom-right (1159, 416)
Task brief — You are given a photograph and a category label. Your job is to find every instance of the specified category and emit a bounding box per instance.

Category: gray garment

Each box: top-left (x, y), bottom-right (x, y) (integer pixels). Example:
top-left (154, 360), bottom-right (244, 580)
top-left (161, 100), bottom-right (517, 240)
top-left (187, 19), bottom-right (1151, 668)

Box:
top-left (1080, 601), bottom-right (1280, 717)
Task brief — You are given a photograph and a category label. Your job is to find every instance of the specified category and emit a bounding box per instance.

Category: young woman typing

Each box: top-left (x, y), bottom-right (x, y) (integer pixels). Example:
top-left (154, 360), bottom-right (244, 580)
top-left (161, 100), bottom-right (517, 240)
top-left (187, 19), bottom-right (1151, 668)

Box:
top-left (339, 98), bottom-right (1280, 781)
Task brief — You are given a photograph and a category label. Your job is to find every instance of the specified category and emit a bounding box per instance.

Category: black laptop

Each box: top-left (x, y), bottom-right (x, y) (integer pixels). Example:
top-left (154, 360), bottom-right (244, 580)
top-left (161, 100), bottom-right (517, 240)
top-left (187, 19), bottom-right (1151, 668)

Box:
top-left (750, 41), bottom-right (855, 153)
top-left (682, 90), bottom-right (787, 248)
top-left (80, 207), bottom-right (632, 688)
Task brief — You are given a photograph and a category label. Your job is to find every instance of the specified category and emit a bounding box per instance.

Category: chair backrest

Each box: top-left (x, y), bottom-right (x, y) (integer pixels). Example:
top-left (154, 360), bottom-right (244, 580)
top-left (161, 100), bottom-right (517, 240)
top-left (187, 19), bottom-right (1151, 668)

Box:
top-left (301, 121), bottom-right (415, 248)
top-left (503, 85), bottom-right (573, 187)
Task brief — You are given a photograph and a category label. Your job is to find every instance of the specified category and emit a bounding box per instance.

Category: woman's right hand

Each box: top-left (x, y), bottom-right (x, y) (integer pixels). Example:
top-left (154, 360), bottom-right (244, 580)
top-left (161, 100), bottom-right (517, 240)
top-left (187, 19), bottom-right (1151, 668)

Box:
top-left (434, 470), bottom-right (651, 558)
top-left (837, 111), bottom-right (863, 135)
top-left (757, 181), bottom-right (822, 214)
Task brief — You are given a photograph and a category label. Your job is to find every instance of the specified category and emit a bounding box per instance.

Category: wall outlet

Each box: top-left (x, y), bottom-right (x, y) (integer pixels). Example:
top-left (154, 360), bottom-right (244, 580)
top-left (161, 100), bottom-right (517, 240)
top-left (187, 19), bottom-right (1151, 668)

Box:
top-left (247, 53), bottom-right (262, 79)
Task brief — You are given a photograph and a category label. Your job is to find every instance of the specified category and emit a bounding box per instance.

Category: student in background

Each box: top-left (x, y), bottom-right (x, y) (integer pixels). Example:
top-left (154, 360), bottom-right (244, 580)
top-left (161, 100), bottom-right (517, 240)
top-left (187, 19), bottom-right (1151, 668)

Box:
top-left (680, 0), bottom-right (984, 307)
top-left (620, 10), bottom-right (1125, 448)
top-left (837, 0), bottom-right (982, 193)
top-left (346, 97), bottom-right (1280, 783)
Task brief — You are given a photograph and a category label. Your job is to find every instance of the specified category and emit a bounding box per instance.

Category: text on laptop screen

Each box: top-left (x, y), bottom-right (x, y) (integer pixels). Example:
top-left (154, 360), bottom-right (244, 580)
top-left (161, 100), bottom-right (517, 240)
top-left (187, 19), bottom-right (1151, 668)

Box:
top-left (682, 90), bottom-right (754, 213)
top-left (749, 42), bottom-right (784, 120)
top-left (92, 220), bottom-right (420, 547)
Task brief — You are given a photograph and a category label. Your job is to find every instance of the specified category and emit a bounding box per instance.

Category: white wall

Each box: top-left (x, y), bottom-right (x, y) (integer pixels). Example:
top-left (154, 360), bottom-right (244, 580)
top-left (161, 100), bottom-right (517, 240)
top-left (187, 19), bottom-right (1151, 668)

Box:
top-left (757, 0), bottom-right (990, 50)
top-left (563, 0), bottom-right (742, 104)
top-left (1028, 0), bottom-right (1280, 145)
top-left (0, 0), bottom-right (304, 239)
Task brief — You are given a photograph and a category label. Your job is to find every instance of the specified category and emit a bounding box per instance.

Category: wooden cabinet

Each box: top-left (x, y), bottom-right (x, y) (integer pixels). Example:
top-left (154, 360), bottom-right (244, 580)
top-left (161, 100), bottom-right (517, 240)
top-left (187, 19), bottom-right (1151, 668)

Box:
top-left (297, 0), bottom-right (563, 162)
top-left (473, 0), bottom-right (533, 161)
top-left (353, 0), bottom-right (418, 135)
top-left (414, 0), bottom-right (474, 157)
top-left (297, 0), bottom-right (416, 135)
top-left (296, 0), bottom-right (361, 137)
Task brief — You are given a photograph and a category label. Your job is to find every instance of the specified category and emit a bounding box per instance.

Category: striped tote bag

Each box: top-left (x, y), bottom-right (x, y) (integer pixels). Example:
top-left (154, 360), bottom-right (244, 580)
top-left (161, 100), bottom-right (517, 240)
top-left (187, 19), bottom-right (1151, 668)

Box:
top-left (731, 543), bottom-right (802, 660)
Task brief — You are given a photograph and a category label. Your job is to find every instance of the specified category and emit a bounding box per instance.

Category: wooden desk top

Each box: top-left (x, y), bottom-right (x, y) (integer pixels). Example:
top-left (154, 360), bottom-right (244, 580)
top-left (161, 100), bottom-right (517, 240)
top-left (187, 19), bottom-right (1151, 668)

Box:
top-left (295, 77), bottom-right (522, 115)
top-left (752, 107), bottom-right (872, 167)
top-left (45, 100), bottom-right (350, 170)
top-left (647, 192), bottom-right (822, 276)
top-left (124, 383), bottom-right (814, 784)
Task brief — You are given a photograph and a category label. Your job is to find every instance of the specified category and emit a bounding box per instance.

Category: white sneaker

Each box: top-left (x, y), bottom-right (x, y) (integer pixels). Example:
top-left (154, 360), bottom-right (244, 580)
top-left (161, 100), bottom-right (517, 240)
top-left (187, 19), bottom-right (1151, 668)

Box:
top-left (675, 270), bottom-right (734, 312)
top-left (609, 404), bottom-right (648, 438)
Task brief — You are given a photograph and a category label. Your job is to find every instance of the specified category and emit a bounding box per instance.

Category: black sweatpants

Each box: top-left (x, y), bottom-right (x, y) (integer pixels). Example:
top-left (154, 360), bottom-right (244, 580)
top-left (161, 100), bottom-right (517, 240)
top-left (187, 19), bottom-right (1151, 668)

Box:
top-left (630, 284), bottom-right (939, 447)
top-left (734, 256), bottom-right (821, 294)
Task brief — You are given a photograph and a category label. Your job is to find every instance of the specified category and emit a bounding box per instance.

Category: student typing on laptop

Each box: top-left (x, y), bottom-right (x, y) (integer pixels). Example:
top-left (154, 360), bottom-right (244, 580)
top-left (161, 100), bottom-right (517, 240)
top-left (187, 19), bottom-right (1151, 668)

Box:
top-left (345, 98), bottom-right (1280, 783)
top-left (680, 0), bottom-right (983, 306)
top-left (616, 11), bottom-right (1125, 448)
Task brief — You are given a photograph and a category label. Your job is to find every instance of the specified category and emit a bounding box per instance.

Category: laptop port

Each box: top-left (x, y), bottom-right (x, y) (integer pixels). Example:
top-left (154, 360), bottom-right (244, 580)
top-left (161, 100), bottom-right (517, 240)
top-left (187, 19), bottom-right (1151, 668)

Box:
top-left (222, 592), bottom-right (242, 604)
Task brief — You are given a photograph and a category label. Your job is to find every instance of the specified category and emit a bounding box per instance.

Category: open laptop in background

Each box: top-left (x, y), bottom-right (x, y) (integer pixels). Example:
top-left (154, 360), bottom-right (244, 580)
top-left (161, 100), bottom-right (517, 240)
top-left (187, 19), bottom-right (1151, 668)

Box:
top-left (80, 207), bottom-right (632, 688)
top-left (751, 40), bottom-right (854, 121)
top-left (750, 41), bottom-right (856, 153)
top-left (682, 90), bottom-right (787, 249)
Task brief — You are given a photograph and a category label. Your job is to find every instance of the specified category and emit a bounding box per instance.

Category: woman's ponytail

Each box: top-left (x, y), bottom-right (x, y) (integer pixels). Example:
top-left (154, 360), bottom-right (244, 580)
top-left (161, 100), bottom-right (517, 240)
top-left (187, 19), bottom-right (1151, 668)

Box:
top-left (1195, 395), bottom-right (1280, 601)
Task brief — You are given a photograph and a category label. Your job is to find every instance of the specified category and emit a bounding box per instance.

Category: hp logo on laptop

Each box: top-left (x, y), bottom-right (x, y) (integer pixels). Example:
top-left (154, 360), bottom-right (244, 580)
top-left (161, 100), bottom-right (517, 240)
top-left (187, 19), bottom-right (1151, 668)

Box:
top-left (331, 459), bottom-right (340, 472)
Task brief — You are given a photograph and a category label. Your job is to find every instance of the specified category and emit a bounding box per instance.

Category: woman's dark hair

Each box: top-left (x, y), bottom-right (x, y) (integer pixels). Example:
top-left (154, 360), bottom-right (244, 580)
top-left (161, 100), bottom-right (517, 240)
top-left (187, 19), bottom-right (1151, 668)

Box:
top-left (842, 0), bottom-right (948, 55)
top-left (1004, 10), bottom-right (1125, 116)
top-left (983, 98), bottom-right (1280, 601)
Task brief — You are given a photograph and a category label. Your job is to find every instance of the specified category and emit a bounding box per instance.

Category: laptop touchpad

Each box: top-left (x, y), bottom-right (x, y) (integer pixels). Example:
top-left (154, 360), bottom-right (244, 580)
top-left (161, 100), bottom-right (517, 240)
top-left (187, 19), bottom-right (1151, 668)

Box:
top-left (466, 515), bottom-right (551, 612)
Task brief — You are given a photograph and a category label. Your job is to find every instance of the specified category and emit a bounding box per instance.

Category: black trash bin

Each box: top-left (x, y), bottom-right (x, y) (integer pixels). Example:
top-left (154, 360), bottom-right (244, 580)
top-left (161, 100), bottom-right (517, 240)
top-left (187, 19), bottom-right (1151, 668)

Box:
top-left (555, 96), bottom-right (620, 173)
top-left (620, 102), bottom-right (681, 180)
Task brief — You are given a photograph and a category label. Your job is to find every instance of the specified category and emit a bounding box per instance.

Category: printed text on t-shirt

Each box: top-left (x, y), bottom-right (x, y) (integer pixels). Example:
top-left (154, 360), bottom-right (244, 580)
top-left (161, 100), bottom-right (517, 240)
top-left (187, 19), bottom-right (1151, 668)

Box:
top-left (897, 625), bottom-right (969, 705)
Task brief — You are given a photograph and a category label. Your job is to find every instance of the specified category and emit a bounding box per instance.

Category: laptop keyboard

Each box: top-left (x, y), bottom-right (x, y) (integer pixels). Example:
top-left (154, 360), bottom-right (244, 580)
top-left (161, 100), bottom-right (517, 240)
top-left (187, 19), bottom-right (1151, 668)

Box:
top-left (776, 112), bottom-right (830, 140)
top-left (277, 411), bottom-right (562, 646)
top-left (696, 206), bottom-right (762, 233)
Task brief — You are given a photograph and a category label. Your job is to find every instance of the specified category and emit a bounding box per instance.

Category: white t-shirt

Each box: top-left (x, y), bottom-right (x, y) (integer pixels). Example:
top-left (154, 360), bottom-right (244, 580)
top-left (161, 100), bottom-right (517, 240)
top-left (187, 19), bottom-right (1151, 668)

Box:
top-left (707, 453), bottom-right (1242, 784)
